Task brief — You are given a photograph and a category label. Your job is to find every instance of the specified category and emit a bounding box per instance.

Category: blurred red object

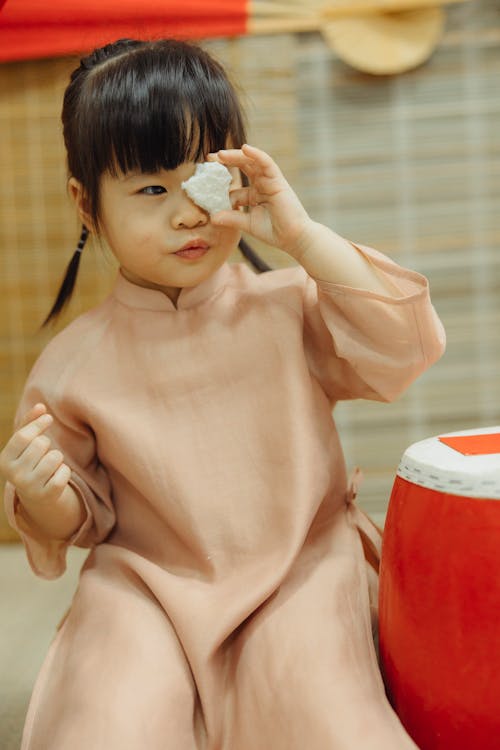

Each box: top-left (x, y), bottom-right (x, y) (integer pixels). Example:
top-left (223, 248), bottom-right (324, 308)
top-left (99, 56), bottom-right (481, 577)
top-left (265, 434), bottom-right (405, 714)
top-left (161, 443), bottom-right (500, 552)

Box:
top-left (0, 0), bottom-right (247, 62)
top-left (379, 429), bottom-right (500, 749)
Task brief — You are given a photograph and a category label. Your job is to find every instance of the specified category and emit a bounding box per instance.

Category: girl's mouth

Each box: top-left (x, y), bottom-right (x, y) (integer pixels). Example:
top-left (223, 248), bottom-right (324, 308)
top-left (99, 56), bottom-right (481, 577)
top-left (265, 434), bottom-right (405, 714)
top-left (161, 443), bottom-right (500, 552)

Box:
top-left (174, 241), bottom-right (209, 260)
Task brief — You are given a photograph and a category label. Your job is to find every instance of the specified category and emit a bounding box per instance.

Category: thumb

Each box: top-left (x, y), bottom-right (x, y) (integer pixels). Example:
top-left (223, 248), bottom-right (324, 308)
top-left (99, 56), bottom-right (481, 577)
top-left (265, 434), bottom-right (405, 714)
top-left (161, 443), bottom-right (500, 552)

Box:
top-left (211, 210), bottom-right (249, 233)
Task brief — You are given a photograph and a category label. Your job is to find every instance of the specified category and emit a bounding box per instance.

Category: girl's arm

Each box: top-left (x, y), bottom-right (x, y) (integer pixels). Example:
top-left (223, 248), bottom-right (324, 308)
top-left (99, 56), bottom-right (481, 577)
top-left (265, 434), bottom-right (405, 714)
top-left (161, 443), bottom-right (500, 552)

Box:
top-left (284, 222), bottom-right (403, 296)
top-left (212, 144), bottom-right (445, 403)
top-left (3, 356), bottom-right (116, 579)
top-left (210, 144), bottom-right (400, 295)
top-left (0, 403), bottom-right (87, 541)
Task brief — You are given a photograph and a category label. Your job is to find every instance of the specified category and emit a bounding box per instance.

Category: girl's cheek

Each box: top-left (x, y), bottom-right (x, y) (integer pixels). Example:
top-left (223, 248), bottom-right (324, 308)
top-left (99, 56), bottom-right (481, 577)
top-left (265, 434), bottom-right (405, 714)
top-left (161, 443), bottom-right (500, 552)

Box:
top-left (137, 232), bottom-right (154, 248)
top-left (214, 225), bottom-right (229, 243)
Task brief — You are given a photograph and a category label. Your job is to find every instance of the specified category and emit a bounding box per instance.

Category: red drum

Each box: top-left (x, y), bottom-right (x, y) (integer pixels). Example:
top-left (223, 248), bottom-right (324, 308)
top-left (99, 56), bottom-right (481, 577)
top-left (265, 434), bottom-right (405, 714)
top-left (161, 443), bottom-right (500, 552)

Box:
top-left (379, 427), bottom-right (500, 750)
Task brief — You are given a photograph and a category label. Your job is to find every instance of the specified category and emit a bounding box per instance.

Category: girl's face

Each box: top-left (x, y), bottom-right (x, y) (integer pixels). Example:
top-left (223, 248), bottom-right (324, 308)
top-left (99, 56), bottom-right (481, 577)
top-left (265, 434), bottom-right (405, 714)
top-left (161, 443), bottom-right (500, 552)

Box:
top-left (73, 161), bottom-right (242, 305)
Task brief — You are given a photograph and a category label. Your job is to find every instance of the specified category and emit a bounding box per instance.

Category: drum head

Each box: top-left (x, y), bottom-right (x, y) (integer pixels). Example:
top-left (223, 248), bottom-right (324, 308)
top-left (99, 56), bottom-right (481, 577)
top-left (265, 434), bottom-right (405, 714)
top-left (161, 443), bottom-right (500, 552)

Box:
top-left (397, 426), bottom-right (500, 500)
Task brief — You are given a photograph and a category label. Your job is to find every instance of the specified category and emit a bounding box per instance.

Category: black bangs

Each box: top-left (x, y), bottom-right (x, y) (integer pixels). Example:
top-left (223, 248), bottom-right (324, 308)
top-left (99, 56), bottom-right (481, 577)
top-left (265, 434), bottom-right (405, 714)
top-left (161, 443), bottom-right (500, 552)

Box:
top-left (70, 41), bottom-right (246, 224)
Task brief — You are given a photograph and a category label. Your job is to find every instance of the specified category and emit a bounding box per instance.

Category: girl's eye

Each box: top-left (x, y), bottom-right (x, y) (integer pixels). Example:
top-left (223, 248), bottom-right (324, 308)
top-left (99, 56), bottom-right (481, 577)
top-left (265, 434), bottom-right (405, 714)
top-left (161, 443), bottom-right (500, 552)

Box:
top-left (140, 185), bottom-right (167, 195)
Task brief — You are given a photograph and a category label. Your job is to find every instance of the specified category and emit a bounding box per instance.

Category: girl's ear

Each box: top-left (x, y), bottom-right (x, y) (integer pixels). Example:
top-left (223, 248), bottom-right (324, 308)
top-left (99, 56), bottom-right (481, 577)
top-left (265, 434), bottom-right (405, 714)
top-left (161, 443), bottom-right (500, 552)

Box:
top-left (68, 177), bottom-right (93, 230)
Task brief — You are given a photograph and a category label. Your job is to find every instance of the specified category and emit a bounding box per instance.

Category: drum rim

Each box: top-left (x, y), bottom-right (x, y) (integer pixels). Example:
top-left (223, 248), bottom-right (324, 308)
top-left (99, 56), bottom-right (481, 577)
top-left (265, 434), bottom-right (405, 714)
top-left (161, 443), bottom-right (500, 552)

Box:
top-left (396, 426), bottom-right (500, 500)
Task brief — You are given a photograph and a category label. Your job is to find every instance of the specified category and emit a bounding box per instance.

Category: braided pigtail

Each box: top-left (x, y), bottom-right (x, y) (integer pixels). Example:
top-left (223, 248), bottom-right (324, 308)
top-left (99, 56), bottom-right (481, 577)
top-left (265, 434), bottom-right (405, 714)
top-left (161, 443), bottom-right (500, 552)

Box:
top-left (43, 39), bottom-right (146, 326)
top-left (42, 226), bottom-right (89, 327)
top-left (238, 238), bottom-right (271, 272)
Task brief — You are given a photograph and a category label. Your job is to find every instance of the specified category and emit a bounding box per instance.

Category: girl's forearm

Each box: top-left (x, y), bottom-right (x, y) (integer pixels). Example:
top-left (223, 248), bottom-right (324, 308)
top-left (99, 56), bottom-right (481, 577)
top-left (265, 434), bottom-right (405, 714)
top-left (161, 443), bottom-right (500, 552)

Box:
top-left (17, 484), bottom-right (87, 542)
top-left (289, 220), bottom-right (401, 297)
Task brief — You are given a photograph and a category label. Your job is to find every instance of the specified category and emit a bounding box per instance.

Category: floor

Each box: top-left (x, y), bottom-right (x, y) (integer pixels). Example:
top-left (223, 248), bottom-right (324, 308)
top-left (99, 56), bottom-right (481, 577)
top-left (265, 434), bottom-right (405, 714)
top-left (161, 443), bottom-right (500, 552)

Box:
top-left (0, 544), bottom-right (87, 750)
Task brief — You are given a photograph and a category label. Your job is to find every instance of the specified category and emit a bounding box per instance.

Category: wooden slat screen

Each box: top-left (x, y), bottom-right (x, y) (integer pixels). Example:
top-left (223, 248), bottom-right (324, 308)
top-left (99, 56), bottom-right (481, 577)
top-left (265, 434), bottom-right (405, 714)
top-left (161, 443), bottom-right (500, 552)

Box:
top-left (1, 0), bottom-right (499, 538)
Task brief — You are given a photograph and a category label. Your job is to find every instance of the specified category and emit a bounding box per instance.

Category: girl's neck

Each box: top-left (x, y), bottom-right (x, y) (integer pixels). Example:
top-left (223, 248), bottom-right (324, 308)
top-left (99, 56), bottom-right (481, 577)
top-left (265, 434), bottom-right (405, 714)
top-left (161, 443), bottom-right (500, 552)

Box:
top-left (119, 268), bottom-right (181, 306)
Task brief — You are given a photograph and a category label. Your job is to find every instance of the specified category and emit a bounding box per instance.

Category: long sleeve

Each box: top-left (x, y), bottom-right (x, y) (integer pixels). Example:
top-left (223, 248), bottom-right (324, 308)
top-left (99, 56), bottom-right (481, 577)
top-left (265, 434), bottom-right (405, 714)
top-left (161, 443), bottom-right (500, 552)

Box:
top-left (301, 243), bottom-right (446, 403)
top-left (4, 343), bottom-right (116, 579)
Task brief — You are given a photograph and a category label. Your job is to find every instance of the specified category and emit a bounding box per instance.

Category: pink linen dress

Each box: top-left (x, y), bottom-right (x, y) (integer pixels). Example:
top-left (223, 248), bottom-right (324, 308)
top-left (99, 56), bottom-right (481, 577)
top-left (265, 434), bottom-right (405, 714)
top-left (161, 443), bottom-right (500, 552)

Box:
top-left (5, 244), bottom-right (445, 749)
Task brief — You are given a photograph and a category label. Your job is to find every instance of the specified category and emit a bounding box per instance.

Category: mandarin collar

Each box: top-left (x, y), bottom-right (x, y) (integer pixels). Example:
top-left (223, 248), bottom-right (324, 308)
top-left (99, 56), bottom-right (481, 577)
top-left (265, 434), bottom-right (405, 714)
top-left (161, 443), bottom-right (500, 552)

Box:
top-left (112, 263), bottom-right (230, 312)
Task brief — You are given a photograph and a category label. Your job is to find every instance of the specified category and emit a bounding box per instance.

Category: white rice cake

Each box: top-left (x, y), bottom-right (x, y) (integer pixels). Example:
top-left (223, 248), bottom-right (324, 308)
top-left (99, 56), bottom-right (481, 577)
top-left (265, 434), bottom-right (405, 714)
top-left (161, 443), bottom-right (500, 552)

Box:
top-left (181, 162), bottom-right (232, 214)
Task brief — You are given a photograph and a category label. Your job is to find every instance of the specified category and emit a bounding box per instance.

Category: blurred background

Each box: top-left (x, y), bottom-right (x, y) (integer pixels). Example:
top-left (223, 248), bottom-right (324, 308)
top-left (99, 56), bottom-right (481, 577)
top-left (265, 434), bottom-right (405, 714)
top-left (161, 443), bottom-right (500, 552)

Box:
top-left (0, 0), bottom-right (499, 745)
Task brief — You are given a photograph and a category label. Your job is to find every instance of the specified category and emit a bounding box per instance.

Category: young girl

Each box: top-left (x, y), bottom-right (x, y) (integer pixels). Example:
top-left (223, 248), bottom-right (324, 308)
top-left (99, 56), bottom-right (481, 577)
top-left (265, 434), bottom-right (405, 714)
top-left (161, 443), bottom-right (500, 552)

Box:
top-left (1, 38), bottom-right (445, 750)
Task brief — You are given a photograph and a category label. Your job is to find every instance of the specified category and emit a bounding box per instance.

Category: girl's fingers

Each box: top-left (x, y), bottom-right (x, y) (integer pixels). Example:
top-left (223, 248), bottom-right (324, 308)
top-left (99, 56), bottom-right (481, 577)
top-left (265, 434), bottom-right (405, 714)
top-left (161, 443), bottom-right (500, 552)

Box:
top-left (16, 453), bottom-right (70, 503)
top-left (212, 209), bottom-right (250, 233)
top-left (17, 434), bottom-right (52, 471)
top-left (229, 187), bottom-right (253, 209)
top-left (18, 403), bottom-right (48, 428)
top-left (209, 147), bottom-right (259, 176)
top-left (0, 403), bottom-right (69, 500)
top-left (216, 145), bottom-right (279, 178)
top-left (208, 148), bottom-right (250, 166)
top-left (45, 462), bottom-right (72, 492)
top-left (5, 412), bottom-right (53, 462)
top-left (4, 434), bottom-right (53, 490)
top-left (32, 449), bottom-right (66, 487)
top-left (241, 143), bottom-right (277, 169)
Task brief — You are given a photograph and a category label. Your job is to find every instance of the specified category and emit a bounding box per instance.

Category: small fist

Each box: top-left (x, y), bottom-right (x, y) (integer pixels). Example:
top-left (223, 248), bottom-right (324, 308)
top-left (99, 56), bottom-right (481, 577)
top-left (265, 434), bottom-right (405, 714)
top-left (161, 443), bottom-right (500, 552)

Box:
top-left (0, 403), bottom-right (71, 509)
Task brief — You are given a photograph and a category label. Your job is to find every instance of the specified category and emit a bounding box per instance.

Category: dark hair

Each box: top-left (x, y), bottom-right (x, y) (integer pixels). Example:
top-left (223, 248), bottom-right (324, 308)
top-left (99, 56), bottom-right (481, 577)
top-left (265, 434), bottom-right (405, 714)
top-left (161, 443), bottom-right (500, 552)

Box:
top-left (43, 38), bottom-right (270, 326)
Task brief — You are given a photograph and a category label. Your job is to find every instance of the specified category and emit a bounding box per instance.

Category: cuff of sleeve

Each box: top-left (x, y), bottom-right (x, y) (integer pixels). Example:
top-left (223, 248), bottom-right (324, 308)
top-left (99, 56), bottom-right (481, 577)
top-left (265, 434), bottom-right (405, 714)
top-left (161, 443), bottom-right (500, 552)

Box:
top-left (315, 243), bottom-right (430, 303)
top-left (4, 478), bottom-right (93, 580)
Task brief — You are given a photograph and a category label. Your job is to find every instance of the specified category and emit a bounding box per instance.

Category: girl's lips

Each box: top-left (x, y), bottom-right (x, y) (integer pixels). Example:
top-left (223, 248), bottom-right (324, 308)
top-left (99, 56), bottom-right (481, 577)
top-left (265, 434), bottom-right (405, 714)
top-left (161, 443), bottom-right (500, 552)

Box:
top-left (174, 241), bottom-right (209, 260)
top-left (174, 246), bottom-right (209, 260)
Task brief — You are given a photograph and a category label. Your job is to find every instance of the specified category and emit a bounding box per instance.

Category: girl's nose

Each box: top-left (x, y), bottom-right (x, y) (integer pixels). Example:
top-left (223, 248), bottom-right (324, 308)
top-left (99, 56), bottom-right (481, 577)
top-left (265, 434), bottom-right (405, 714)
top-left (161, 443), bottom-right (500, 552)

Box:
top-left (171, 193), bottom-right (208, 229)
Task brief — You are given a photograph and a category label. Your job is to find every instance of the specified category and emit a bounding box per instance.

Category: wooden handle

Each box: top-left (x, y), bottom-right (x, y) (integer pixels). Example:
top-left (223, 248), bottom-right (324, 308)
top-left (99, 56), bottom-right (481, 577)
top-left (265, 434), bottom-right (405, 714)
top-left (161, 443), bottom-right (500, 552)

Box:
top-left (251, 1), bottom-right (314, 16)
top-left (249, 0), bottom-right (469, 35)
top-left (321, 0), bottom-right (469, 18)
top-left (248, 17), bottom-right (321, 35)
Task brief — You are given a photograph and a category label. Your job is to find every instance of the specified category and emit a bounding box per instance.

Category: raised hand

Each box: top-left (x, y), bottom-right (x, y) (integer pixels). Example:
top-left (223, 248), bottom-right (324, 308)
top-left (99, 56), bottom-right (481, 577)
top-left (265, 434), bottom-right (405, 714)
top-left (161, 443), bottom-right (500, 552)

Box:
top-left (210, 144), bottom-right (401, 295)
top-left (0, 403), bottom-right (82, 539)
top-left (208, 144), bottom-right (312, 257)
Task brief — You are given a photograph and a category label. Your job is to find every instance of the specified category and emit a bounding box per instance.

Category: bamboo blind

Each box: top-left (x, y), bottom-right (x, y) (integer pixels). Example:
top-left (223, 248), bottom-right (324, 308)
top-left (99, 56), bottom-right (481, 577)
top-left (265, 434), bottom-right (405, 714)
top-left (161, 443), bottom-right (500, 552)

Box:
top-left (1, 0), bottom-right (499, 539)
